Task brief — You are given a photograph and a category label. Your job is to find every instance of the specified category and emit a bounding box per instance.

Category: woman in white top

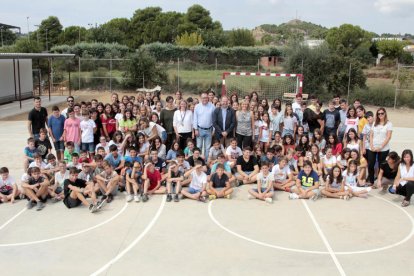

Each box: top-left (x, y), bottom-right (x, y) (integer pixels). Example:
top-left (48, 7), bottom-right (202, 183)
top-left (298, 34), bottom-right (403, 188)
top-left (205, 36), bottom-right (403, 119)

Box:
top-left (367, 108), bottom-right (393, 185)
top-left (173, 100), bottom-right (194, 150)
top-left (393, 149), bottom-right (414, 207)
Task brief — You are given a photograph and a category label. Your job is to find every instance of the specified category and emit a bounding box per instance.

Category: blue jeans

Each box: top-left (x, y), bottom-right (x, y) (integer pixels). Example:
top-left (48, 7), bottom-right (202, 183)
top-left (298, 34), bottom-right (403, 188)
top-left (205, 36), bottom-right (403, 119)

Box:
top-left (196, 128), bottom-right (212, 161)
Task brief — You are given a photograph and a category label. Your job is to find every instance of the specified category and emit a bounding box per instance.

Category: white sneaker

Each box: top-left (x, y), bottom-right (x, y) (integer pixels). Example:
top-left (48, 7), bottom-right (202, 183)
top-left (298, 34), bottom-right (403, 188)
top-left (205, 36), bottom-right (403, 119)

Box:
top-left (126, 194), bottom-right (133, 202)
top-left (265, 197), bottom-right (273, 204)
top-left (311, 194), bottom-right (319, 201)
top-left (248, 194), bottom-right (255, 200)
top-left (134, 195), bottom-right (140, 202)
top-left (366, 187), bottom-right (372, 192)
top-left (289, 193), bottom-right (299, 200)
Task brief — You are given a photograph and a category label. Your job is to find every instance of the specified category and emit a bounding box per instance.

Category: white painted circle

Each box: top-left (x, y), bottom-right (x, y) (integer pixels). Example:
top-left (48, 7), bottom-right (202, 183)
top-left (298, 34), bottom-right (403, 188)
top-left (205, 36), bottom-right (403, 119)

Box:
top-left (208, 195), bottom-right (414, 255)
top-left (0, 202), bottom-right (128, 247)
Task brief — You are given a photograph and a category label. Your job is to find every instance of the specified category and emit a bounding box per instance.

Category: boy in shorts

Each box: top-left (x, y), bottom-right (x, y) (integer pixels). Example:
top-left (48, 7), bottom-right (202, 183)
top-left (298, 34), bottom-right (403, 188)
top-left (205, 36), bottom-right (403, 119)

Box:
top-left (289, 160), bottom-right (321, 200)
top-left (21, 167), bottom-right (49, 211)
top-left (141, 162), bottom-right (166, 202)
top-left (272, 157), bottom-right (295, 192)
top-left (248, 161), bottom-right (274, 203)
top-left (166, 161), bottom-right (184, 202)
top-left (181, 161), bottom-right (208, 202)
top-left (80, 111), bottom-right (96, 158)
top-left (63, 167), bottom-right (99, 213)
top-left (35, 128), bottom-right (52, 160)
top-left (0, 167), bottom-right (20, 203)
top-left (95, 160), bottom-right (120, 206)
top-left (207, 163), bottom-right (233, 200)
top-left (125, 161), bottom-right (142, 202)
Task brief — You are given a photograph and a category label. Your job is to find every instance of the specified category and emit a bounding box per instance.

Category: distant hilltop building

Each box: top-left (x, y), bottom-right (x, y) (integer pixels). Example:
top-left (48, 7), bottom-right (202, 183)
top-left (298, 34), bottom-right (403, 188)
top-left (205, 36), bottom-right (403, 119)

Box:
top-left (372, 37), bottom-right (403, 42)
top-left (303, 39), bottom-right (325, 48)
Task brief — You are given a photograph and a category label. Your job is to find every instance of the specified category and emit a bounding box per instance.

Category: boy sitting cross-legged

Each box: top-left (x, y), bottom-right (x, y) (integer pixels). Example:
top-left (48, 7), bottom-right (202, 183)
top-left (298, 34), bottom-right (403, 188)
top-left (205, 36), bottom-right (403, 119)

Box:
top-left (207, 163), bottom-right (233, 200)
top-left (63, 167), bottom-right (100, 213)
top-left (21, 167), bottom-right (49, 211)
top-left (248, 161), bottom-right (274, 203)
top-left (181, 161), bottom-right (208, 202)
top-left (95, 160), bottom-right (120, 207)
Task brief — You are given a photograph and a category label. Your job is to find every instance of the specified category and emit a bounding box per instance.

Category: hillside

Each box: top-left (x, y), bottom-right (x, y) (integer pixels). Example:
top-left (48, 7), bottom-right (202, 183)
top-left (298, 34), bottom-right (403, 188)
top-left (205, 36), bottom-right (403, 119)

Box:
top-left (253, 19), bottom-right (328, 44)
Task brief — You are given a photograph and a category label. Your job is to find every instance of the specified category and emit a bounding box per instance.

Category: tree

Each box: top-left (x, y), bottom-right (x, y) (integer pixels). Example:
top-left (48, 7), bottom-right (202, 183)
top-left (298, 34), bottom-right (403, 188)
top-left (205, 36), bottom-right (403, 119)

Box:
top-left (59, 26), bottom-right (87, 45)
top-left (226, 29), bottom-right (255, 47)
top-left (377, 39), bottom-right (408, 61)
top-left (186, 4), bottom-right (213, 30)
top-left (14, 38), bottom-right (42, 53)
top-left (0, 28), bottom-right (17, 45)
top-left (175, 32), bottom-right (203, 46)
top-left (38, 16), bottom-right (63, 51)
top-left (123, 49), bottom-right (168, 88)
top-left (200, 21), bottom-right (225, 47)
top-left (326, 24), bottom-right (372, 55)
top-left (130, 7), bottom-right (163, 48)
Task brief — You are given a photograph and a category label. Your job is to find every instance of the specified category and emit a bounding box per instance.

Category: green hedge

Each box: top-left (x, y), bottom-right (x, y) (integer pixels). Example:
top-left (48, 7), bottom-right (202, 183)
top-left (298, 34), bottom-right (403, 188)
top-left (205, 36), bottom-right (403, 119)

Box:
top-left (141, 42), bottom-right (283, 65)
top-left (51, 42), bottom-right (130, 58)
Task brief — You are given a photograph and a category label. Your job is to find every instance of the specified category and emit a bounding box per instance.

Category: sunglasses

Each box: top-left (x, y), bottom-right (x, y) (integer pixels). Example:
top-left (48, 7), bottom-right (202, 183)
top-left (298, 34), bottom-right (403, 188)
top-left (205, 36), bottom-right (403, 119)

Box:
top-left (68, 100), bottom-right (74, 102)
top-left (377, 112), bottom-right (385, 115)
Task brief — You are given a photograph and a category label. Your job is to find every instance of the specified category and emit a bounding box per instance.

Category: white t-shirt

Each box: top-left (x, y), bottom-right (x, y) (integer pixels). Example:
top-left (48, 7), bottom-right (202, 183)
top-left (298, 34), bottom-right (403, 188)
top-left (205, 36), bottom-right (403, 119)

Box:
top-left (259, 122), bottom-right (270, 142)
top-left (29, 161), bottom-right (48, 169)
top-left (54, 171), bottom-right (69, 188)
top-left (0, 176), bottom-right (15, 191)
top-left (173, 110), bottom-right (193, 133)
top-left (371, 122), bottom-right (393, 151)
top-left (226, 146), bottom-right (242, 160)
top-left (271, 164), bottom-right (291, 182)
top-left (342, 170), bottom-right (359, 187)
top-left (399, 163), bottom-right (414, 186)
top-left (95, 143), bottom-right (110, 154)
top-left (80, 119), bottom-right (96, 143)
top-left (190, 170), bottom-right (207, 190)
top-left (256, 172), bottom-right (274, 190)
top-left (322, 155), bottom-right (337, 171)
top-left (345, 118), bottom-right (359, 134)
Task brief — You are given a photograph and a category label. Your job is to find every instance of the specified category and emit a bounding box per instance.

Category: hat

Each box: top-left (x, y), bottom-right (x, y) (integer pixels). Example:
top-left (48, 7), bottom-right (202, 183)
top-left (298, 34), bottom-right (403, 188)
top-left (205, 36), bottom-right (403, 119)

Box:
top-left (365, 111), bottom-right (374, 118)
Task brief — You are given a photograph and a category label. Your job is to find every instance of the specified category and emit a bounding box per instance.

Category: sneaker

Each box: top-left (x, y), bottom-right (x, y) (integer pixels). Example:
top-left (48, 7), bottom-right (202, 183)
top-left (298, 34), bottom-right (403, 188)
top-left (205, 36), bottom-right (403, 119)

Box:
top-left (126, 194), bottom-right (133, 202)
top-left (26, 200), bottom-right (35, 209)
top-left (265, 197), bottom-right (273, 204)
top-left (107, 194), bottom-right (114, 203)
top-left (166, 194), bottom-right (172, 202)
top-left (237, 180), bottom-right (243, 187)
top-left (289, 193), bottom-right (299, 200)
top-left (142, 194), bottom-right (149, 202)
top-left (97, 198), bottom-right (107, 209)
top-left (36, 201), bottom-right (45, 211)
top-left (248, 194), bottom-right (255, 200)
top-left (366, 187), bottom-right (372, 193)
top-left (174, 194), bottom-right (179, 202)
top-left (209, 194), bottom-right (217, 200)
top-left (225, 194), bottom-right (231, 199)
top-left (311, 194), bottom-right (319, 201)
top-left (134, 195), bottom-right (140, 202)
top-left (198, 195), bottom-right (207, 203)
top-left (89, 204), bottom-right (98, 213)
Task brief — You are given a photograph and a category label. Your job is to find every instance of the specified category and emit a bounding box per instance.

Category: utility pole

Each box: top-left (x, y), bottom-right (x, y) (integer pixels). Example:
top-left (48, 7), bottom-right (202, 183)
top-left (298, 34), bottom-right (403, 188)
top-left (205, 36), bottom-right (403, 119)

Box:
top-left (27, 16), bottom-right (30, 40)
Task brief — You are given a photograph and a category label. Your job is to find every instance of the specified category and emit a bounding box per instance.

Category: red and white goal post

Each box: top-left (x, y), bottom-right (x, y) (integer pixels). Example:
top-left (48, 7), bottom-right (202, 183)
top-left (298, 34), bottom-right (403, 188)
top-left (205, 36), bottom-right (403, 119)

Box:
top-left (221, 72), bottom-right (304, 102)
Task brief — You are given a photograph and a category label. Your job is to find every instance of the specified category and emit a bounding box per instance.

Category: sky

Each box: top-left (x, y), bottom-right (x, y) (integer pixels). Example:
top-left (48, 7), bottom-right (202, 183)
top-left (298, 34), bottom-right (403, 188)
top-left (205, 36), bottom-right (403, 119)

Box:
top-left (1, 0), bottom-right (413, 35)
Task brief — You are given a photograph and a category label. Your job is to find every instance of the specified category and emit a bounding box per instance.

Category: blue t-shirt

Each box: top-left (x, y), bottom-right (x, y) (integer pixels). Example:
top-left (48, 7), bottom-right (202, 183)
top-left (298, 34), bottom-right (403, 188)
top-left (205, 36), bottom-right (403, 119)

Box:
top-left (166, 149), bottom-right (177, 161)
top-left (210, 161), bottom-right (231, 174)
top-left (48, 115), bottom-right (65, 140)
top-left (104, 153), bottom-right (123, 168)
top-left (124, 156), bottom-right (143, 165)
top-left (24, 147), bottom-right (37, 158)
top-left (297, 170), bottom-right (319, 187)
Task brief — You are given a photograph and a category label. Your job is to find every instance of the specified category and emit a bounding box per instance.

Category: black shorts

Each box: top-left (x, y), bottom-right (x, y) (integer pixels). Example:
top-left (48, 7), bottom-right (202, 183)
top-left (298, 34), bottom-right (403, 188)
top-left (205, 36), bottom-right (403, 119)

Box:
top-left (0, 189), bottom-right (12, 196)
top-left (63, 196), bottom-right (81, 209)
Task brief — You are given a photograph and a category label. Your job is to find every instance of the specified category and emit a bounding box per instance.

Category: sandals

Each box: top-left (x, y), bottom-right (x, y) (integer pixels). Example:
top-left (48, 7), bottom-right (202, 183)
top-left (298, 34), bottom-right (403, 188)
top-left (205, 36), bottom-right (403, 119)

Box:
top-left (401, 200), bottom-right (410, 207)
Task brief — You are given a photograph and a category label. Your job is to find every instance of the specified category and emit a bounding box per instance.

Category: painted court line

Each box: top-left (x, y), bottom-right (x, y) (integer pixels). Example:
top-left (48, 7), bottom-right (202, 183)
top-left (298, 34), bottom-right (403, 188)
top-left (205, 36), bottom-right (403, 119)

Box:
top-left (90, 195), bottom-right (166, 276)
top-left (0, 208), bottom-right (26, 231)
top-left (0, 203), bottom-right (128, 247)
top-left (302, 200), bottom-right (346, 276)
top-left (208, 200), bottom-right (328, 254)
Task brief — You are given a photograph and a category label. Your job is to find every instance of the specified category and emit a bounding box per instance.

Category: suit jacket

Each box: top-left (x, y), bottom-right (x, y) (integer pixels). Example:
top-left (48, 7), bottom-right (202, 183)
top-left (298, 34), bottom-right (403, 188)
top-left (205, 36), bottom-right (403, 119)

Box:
top-left (212, 107), bottom-right (236, 138)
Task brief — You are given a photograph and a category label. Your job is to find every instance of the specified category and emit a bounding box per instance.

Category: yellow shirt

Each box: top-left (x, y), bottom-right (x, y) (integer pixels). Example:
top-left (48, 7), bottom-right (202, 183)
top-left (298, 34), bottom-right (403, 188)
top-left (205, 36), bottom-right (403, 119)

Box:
top-left (358, 117), bottom-right (367, 134)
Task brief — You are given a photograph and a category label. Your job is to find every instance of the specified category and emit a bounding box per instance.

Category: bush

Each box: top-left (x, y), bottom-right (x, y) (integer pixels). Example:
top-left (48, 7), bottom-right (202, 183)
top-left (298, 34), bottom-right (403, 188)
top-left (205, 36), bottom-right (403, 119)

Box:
top-left (350, 86), bottom-right (395, 107)
top-left (52, 42), bottom-right (130, 58)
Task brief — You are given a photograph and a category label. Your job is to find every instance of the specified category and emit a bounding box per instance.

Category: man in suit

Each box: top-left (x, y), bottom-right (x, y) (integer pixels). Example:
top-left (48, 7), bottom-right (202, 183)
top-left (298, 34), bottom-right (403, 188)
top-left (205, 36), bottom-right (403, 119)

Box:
top-left (212, 96), bottom-right (236, 147)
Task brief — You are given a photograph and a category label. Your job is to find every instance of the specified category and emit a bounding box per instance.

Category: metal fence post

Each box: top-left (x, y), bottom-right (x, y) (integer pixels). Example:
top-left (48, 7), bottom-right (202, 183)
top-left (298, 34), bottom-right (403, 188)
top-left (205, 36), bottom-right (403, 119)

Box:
top-left (347, 62), bottom-right (352, 103)
top-left (109, 58), bottom-right (113, 92)
top-left (177, 57), bottom-right (180, 91)
top-left (78, 56), bottom-right (81, 90)
top-left (394, 64), bottom-right (400, 109)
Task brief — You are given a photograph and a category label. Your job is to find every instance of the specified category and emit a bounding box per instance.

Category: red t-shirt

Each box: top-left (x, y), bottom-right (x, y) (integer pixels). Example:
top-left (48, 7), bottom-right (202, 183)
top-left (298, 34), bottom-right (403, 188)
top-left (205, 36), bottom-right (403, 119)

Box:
top-left (101, 114), bottom-right (117, 136)
top-left (146, 168), bottom-right (161, 191)
top-left (332, 143), bottom-right (343, 156)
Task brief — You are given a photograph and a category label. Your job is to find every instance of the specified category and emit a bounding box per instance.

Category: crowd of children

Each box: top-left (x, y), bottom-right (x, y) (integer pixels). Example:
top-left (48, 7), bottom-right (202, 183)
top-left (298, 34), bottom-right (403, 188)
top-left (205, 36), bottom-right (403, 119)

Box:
top-left (1, 91), bottom-right (413, 212)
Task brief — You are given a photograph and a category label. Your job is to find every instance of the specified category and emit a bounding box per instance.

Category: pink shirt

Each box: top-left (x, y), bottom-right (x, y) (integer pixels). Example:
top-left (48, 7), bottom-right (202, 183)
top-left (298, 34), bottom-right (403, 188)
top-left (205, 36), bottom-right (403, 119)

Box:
top-left (64, 117), bottom-right (81, 144)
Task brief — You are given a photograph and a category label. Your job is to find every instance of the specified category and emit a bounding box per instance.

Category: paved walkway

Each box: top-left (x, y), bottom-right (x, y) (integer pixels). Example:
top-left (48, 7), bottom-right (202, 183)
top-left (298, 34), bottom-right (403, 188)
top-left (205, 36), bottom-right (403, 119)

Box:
top-left (0, 96), bottom-right (67, 119)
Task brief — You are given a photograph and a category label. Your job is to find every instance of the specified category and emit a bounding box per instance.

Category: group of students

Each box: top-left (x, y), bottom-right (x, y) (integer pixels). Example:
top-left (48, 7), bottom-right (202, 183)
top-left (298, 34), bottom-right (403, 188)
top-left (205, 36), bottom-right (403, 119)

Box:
top-left (1, 90), bottom-right (414, 212)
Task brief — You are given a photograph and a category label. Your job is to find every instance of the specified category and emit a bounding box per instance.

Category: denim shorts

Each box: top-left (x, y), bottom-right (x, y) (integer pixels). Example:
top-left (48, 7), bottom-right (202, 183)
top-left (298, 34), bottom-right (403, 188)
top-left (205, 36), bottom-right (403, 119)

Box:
top-left (81, 142), bottom-right (95, 153)
top-left (253, 187), bottom-right (273, 193)
top-left (54, 141), bottom-right (65, 151)
top-left (292, 186), bottom-right (320, 196)
top-left (161, 131), bottom-right (167, 142)
top-left (188, 187), bottom-right (201, 194)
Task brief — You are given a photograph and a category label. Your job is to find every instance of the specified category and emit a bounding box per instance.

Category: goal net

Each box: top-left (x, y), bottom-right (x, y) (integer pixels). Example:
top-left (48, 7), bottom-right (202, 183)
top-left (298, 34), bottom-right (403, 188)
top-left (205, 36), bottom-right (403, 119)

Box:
top-left (221, 72), bottom-right (303, 100)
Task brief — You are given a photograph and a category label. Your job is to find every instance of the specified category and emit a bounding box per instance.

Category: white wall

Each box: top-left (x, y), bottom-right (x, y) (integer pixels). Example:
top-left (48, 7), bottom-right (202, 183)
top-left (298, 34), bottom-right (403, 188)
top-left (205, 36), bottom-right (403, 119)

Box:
top-left (0, 59), bottom-right (33, 103)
